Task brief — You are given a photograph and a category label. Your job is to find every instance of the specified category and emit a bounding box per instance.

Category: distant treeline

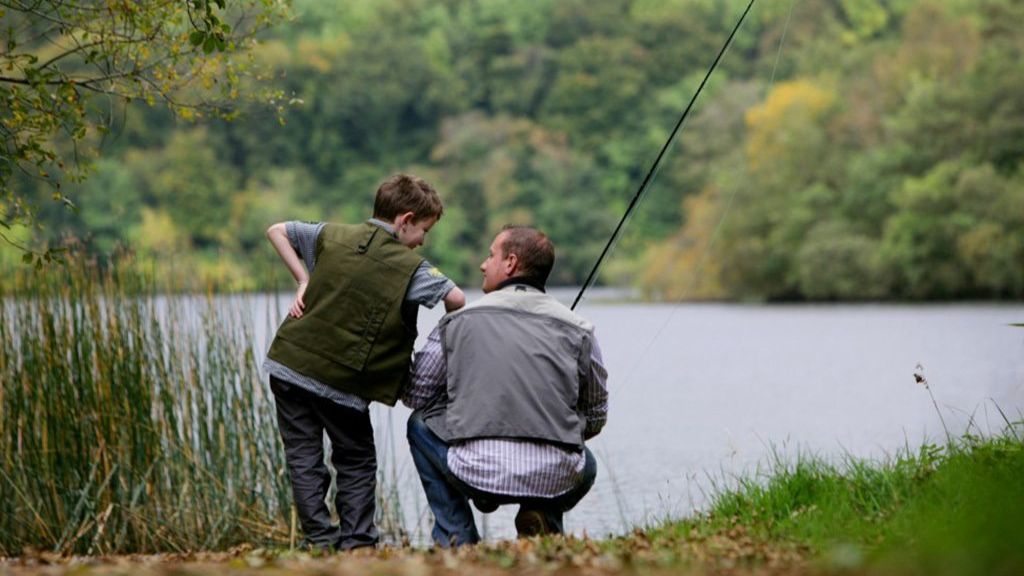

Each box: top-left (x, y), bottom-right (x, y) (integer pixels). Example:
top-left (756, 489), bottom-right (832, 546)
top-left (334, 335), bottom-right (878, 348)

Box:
top-left (8, 0), bottom-right (1023, 299)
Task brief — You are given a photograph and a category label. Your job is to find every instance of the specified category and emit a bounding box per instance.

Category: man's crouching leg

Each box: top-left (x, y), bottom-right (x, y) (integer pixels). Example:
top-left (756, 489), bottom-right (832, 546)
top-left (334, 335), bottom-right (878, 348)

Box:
top-left (407, 412), bottom-right (480, 547)
top-left (516, 446), bottom-right (598, 538)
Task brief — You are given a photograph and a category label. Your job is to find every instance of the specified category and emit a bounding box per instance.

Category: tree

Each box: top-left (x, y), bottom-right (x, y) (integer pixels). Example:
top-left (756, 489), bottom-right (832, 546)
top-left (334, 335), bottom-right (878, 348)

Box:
top-left (0, 0), bottom-right (288, 260)
top-left (428, 112), bottom-right (611, 285)
top-left (639, 185), bottom-right (726, 301)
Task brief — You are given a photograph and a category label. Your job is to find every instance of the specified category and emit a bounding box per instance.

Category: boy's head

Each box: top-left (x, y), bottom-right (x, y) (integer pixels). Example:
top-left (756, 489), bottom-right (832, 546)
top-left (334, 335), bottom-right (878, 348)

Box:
top-left (373, 174), bottom-right (443, 248)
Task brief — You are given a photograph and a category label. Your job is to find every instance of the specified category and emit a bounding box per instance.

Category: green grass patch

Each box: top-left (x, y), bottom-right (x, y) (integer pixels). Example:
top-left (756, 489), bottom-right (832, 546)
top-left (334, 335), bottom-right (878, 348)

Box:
top-left (649, 431), bottom-right (1024, 575)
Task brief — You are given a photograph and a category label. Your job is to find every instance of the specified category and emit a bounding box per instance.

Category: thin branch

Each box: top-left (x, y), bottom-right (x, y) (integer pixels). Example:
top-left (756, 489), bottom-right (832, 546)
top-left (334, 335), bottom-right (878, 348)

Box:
top-left (0, 227), bottom-right (39, 256)
top-left (36, 39), bottom-right (109, 71)
top-left (4, 0), bottom-right (164, 43)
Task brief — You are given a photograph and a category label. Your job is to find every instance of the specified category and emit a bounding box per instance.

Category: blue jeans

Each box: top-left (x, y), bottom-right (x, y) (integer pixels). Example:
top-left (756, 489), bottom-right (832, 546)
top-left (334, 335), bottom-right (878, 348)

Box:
top-left (407, 412), bottom-right (597, 547)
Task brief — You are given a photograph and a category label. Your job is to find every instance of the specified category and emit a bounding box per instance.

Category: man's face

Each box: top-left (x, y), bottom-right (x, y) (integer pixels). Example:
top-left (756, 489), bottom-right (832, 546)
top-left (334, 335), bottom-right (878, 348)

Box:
top-left (396, 214), bottom-right (437, 248)
top-left (480, 231), bottom-right (515, 293)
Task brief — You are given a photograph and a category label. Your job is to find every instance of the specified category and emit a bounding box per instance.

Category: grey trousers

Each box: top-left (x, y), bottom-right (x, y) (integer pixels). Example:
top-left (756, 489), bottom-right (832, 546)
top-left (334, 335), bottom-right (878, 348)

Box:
top-left (270, 376), bottom-right (378, 550)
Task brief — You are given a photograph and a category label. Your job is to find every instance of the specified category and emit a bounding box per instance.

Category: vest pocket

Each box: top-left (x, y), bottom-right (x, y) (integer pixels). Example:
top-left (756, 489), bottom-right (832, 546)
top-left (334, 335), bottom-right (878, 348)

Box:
top-left (280, 299), bottom-right (391, 372)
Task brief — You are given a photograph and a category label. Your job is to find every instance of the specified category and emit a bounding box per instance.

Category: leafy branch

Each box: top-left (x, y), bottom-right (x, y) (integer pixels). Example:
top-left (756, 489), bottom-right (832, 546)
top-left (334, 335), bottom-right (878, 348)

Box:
top-left (0, 0), bottom-right (290, 257)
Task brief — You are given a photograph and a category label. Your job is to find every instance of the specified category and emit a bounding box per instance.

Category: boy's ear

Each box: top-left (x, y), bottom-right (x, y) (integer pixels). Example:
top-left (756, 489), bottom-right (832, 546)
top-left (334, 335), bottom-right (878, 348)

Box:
top-left (395, 211), bottom-right (416, 226)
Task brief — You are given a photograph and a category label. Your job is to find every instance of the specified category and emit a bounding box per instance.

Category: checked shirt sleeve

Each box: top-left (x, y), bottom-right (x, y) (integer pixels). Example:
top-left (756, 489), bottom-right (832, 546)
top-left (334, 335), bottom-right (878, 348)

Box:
top-left (285, 221), bottom-right (325, 272)
top-left (580, 335), bottom-right (609, 440)
top-left (401, 326), bottom-right (446, 409)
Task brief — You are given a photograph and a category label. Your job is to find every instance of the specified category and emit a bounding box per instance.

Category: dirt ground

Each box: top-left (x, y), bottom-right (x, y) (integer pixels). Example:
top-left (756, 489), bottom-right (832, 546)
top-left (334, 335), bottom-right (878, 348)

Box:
top-left (0, 531), bottom-right (811, 576)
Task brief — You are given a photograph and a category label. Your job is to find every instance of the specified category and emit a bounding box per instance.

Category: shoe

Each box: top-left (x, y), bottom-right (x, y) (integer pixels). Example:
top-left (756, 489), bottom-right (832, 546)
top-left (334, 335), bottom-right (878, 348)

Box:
top-left (298, 538), bottom-right (335, 555)
top-left (514, 508), bottom-right (553, 538)
top-left (473, 497), bottom-right (499, 513)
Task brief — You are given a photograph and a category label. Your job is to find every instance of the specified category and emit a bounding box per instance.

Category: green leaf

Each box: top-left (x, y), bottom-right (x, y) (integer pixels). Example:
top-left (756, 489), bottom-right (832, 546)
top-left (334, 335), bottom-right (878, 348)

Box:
top-left (189, 30), bottom-right (205, 46)
top-left (202, 36), bottom-right (216, 54)
top-left (22, 252), bottom-right (34, 264)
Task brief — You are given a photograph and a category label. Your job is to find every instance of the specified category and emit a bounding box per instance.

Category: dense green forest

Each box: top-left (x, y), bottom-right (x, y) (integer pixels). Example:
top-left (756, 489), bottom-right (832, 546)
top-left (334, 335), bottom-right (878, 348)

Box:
top-left (4, 0), bottom-right (1022, 299)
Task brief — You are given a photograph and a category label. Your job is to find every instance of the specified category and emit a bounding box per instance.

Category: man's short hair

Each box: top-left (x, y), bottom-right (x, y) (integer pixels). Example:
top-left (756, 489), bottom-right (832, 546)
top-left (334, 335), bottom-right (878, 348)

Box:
top-left (500, 225), bottom-right (555, 286)
top-left (373, 174), bottom-right (443, 222)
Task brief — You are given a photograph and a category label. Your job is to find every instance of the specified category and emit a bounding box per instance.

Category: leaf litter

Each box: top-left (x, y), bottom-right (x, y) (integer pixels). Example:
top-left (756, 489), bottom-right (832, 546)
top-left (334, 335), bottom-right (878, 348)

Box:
top-left (1, 524), bottom-right (810, 576)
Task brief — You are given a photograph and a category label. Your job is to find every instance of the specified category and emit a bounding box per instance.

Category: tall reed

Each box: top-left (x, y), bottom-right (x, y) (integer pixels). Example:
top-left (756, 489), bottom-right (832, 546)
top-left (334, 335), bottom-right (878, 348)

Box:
top-left (0, 260), bottom-right (296, 555)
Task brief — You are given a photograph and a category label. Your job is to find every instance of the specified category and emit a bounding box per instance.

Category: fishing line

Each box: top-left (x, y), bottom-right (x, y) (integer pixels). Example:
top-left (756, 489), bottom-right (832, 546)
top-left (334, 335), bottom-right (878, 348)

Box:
top-left (769, 0), bottom-right (797, 88)
top-left (608, 0), bottom-right (800, 384)
top-left (571, 0), bottom-right (759, 311)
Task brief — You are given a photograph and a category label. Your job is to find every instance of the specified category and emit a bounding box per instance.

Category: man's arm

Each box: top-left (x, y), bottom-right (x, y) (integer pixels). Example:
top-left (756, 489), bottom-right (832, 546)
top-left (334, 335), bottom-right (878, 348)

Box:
top-left (401, 326), bottom-right (447, 409)
top-left (580, 335), bottom-right (609, 440)
top-left (266, 222), bottom-right (310, 318)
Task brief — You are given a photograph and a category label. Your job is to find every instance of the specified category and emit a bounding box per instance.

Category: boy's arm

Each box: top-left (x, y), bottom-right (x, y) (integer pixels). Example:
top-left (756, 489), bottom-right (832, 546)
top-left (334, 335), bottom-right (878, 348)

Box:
top-left (406, 261), bottom-right (463, 312)
top-left (266, 222), bottom-right (310, 318)
top-left (443, 286), bottom-right (466, 312)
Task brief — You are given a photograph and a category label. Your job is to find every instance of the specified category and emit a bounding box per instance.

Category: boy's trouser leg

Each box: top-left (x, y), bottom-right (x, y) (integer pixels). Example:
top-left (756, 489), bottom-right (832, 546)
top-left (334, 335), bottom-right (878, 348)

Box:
top-left (406, 412), bottom-right (480, 547)
top-left (319, 401), bottom-right (378, 550)
top-left (270, 376), bottom-right (341, 548)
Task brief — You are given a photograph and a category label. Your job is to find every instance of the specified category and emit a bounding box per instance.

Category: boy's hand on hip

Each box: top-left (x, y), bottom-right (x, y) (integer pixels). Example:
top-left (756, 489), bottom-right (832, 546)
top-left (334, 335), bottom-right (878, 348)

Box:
top-left (290, 282), bottom-right (308, 318)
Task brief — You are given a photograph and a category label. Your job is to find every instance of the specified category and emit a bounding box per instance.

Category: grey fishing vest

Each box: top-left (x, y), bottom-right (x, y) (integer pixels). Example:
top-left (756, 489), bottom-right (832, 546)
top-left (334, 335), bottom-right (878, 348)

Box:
top-left (421, 284), bottom-right (594, 450)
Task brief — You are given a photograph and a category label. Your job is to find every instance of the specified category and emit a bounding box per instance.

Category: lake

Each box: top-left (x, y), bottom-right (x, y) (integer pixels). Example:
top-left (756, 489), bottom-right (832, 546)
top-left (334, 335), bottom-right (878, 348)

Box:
top-left (252, 291), bottom-right (1024, 544)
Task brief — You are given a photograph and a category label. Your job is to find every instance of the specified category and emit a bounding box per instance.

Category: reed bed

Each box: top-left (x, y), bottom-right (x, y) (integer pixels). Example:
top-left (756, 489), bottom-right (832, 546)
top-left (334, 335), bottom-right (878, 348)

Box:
top-left (0, 260), bottom-right (410, 555)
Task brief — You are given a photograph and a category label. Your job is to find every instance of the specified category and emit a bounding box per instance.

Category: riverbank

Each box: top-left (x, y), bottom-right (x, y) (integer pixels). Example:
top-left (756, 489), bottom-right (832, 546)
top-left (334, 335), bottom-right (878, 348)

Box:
top-left (5, 430), bottom-right (1020, 576)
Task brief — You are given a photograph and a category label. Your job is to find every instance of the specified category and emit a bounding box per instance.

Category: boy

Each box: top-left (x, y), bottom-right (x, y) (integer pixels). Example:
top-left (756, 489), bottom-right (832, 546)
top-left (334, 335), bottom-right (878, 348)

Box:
top-left (263, 174), bottom-right (465, 551)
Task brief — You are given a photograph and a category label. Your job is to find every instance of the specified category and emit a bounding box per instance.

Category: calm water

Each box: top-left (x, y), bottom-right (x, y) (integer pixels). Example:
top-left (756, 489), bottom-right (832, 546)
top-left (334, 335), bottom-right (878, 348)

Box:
top-left (251, 292), bottom-right (1024, 543)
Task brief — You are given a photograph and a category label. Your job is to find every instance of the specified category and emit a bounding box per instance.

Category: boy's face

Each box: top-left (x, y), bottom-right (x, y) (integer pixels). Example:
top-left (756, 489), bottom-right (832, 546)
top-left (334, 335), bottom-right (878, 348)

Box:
top-left (395, 213), bottom-right (437, 248)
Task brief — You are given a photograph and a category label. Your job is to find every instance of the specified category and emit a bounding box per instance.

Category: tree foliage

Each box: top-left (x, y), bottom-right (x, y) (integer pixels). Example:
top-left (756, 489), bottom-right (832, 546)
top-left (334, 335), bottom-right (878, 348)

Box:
top-left (0, 0), bottom-right (288, 259)
top-left (3, 0), bottom-right (1021, 300)
top-left (644, 0), bottom-right (1024, 300)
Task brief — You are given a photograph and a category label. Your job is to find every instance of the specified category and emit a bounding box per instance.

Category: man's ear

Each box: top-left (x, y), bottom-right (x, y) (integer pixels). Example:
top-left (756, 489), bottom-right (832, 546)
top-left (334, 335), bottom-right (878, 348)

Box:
top-left (504, 252), bottom-right (519, 275)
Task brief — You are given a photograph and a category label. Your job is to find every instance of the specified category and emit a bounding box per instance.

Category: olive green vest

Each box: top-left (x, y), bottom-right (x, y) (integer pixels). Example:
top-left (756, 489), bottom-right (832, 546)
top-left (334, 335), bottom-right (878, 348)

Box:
top-left (267, 222), bottom-right (424, 405)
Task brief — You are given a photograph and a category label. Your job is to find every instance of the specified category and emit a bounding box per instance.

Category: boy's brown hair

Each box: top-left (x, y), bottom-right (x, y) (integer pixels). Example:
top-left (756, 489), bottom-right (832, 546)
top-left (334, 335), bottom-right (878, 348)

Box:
top-left (373, 174), bottom-right (443, 222)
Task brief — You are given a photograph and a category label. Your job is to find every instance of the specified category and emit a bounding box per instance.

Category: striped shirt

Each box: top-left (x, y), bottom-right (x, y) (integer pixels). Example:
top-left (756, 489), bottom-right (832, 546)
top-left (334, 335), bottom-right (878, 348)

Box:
top-left (403, 326), bottom-right (609, 498)
top-left (262, 219), bottom-right (455, 411)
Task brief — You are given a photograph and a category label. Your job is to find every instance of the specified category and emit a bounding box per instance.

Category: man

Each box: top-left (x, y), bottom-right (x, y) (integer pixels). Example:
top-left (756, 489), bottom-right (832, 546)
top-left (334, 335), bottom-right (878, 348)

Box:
top-left (402, 225), bottom-right (608, 546)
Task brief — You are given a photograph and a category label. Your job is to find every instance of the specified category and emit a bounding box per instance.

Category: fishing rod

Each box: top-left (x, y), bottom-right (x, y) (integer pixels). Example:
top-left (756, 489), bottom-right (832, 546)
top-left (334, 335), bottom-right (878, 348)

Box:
top-left (571, 0), bottom-right (758, 311)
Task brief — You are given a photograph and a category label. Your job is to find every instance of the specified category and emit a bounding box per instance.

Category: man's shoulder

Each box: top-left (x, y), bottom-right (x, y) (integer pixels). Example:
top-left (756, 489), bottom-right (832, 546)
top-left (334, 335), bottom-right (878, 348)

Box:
top-left (455, 290), bottom-right (593, 332)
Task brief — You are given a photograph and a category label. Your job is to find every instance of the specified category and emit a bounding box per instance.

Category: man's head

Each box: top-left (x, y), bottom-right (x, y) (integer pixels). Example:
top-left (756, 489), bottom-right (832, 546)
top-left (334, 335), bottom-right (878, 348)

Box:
top-left (480, 225), bottom-right (555, 293)
top-left (373, 174), bottom-right (443, 248)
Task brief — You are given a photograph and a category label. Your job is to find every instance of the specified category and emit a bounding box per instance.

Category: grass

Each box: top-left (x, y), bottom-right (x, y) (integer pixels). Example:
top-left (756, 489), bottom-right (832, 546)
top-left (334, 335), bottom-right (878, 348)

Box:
top-left (3, 257), bottom-right (1022, 576)
top-left (646, 429), bottom-right (1024, 575)
top-left (13, 426), bottom-right (1022, 576)
top-left (0, 258), bottom-right (295, 555)
top-left (0, 258), bottom-right (411, 555)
